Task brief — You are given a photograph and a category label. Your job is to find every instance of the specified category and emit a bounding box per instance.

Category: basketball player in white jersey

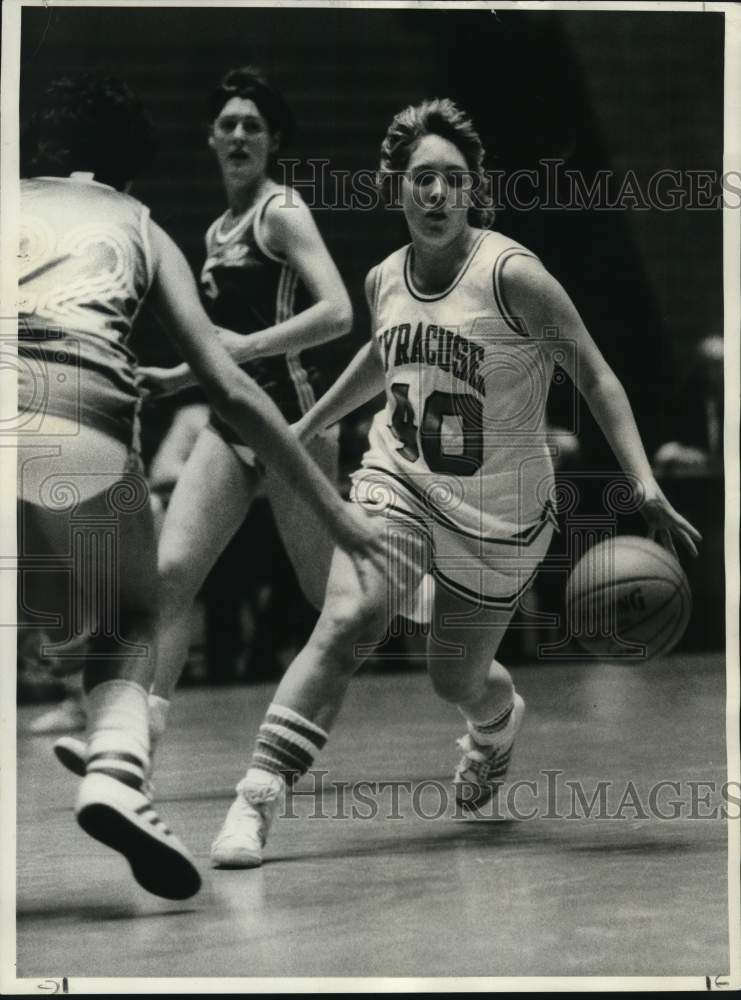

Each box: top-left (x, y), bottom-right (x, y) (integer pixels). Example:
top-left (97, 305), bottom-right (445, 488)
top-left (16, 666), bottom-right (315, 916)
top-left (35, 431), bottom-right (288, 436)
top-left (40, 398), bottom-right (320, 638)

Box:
top-left (127, 66), bottom-right (352, 749)
top-left (208, 98), bottom-right (701, 868)
top-left (18, 74), bottom-right (385, 899)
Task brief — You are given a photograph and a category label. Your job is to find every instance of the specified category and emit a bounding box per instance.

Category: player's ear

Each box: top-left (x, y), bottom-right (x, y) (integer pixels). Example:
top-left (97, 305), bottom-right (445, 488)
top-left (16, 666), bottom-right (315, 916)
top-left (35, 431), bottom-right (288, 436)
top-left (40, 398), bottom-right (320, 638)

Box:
top-left (207, 128), bottom-right (216, 151)
top-left (270, 131), bottom-right (281, 154)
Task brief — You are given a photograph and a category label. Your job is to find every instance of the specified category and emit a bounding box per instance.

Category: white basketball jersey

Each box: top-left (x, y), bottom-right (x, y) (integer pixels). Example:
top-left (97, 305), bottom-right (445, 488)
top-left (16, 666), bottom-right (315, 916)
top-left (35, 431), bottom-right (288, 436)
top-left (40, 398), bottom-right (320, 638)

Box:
top-left (363, 229), bottom-right (556, 537)
top-left (19, 175), bottom-right (153, 381)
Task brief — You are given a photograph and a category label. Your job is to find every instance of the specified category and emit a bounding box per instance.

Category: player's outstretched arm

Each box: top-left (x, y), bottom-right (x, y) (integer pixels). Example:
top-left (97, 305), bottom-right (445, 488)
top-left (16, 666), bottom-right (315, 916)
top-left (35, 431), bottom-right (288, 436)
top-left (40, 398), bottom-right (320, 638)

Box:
top-left (293, 266), bottom-right (386, 443)
top-left (502, 254), bottom-right (702, 557)
top-left (146, 220), bottom-right (381, 560)
top-left (294, 341), bottom-right (385, 443)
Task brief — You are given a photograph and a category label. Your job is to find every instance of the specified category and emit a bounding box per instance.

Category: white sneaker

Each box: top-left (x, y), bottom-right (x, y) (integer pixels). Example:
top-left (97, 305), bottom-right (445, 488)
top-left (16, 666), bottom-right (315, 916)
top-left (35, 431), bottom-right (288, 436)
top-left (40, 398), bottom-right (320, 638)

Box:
top-left (76, 771), bottom-right (201, 900)
top-left (55, 735), bottom-right (155, 800)
top-left (29, 697), bottom-right (86, 735)
top-left (453, 693), bottom-right (526, 810)
top-left (210, 771), bottom-right (283, 869)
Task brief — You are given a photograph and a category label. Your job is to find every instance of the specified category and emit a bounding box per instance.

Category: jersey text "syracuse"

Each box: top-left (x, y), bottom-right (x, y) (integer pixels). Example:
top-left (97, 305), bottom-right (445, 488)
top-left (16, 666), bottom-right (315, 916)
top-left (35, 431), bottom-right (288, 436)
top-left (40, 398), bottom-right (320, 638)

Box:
top-left (377, 322), bottom-right (486, 396)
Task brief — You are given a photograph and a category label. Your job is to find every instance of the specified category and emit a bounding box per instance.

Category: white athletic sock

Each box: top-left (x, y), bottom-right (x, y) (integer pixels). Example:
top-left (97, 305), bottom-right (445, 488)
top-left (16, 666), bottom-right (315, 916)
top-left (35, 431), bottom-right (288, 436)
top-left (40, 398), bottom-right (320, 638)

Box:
top-left (242, 767), bottom-right (285, 791)
top-left (147, 693), bottom-right (171, 747)
top-left (85, 679), bottom-right (149, 789)
top-left (461, 696), bottom-right (517, 749)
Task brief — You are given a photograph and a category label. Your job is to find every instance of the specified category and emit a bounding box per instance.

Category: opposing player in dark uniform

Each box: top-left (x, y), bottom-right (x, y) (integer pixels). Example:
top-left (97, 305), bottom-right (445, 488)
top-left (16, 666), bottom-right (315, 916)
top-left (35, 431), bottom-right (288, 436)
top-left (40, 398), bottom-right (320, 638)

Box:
top-left (207, 98), bottom-right (701, 868)
top-left (18, 74), bottom-right (383, 899)
top-left (135, 67), bottom-right (351, 745)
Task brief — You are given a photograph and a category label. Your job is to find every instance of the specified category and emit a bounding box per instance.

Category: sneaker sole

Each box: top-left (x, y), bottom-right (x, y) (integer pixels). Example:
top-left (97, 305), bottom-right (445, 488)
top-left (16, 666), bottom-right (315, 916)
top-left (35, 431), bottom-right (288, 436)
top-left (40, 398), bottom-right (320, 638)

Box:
top-left (210, 845), bottom-right (263, 870)
top-left (77, 788), bottom-right (201, 900)
top-left (54, 738), bottom-right (87, 777)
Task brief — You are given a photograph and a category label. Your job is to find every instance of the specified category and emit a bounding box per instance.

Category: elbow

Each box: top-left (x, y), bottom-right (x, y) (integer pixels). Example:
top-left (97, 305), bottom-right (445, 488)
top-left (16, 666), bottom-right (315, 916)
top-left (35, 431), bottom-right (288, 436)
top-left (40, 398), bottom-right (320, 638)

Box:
top-left (327, 294), bottom-right (353, 338)
top-left (582, 368), bottom-right (624, 402)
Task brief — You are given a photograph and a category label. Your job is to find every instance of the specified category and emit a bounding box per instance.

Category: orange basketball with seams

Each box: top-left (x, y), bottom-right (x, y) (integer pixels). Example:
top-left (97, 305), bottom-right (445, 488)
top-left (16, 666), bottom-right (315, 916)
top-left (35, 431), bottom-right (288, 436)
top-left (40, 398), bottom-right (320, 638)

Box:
top-left (566, 535), bottom-right (692, 660)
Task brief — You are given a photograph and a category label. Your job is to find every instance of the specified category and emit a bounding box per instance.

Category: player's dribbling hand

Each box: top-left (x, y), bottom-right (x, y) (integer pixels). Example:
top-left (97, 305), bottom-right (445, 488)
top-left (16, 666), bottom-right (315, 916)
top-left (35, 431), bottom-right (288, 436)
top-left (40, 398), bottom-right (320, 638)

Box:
top-left (639, 490), bottom-right (703, 559)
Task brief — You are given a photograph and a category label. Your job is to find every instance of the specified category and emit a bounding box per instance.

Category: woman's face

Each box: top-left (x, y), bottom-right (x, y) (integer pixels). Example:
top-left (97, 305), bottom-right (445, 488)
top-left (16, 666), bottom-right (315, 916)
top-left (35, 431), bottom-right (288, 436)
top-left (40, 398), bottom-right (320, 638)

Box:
top-left (400, 133), bottom-right (474, 245)
top-left (209, 96), bottom-right (277, 188)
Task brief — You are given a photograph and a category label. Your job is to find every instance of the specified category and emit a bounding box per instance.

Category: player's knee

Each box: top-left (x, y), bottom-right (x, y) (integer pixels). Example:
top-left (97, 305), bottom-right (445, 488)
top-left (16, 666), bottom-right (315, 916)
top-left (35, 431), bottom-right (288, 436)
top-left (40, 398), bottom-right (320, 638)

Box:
top-left (315, 595), bottom-right (385, 656)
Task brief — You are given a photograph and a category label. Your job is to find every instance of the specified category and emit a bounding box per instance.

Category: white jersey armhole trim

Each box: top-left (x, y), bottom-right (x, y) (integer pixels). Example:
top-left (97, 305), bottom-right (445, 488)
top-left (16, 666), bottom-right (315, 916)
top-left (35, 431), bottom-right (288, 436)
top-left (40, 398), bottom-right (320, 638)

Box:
top-left (372, 262), bottom-right (383, 321)
top-left (492, 247), bottom-right (538, 336)
top-left (139, 204), bottom-right (154, 290)
top-left (253, 190), bottom-right (286, 264)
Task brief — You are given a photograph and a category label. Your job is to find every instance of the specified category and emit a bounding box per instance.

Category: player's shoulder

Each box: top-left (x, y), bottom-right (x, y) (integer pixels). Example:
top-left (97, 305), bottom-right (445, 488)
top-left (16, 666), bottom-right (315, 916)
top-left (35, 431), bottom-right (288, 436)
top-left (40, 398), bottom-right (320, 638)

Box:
top-left (476, 229), bottom-right (538, 266)
top-left (497, 249), bottom-right (552, 299)
top-left (260, 184), bottom-right (310, 225)
top-left (476, 230), bottom-right (548, 292)
top-left (259, 184), bottom-right (318, 255)
top-left (22, 176), bottom-right (147, 226)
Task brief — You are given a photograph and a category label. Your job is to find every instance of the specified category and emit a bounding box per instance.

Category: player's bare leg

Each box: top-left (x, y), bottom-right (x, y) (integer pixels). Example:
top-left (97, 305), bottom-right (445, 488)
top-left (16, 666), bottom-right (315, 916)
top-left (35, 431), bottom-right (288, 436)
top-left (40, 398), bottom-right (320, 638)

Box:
top-left (210, 514), bottom-right (427, 868)
top-left (53, 425), bottom-right (261, 776)
top-left (264, 428), bottom-right (340, 611)
top-left (152, 425), bottom-right (260, 719)
top-left (426, 586), bottom-right (523, 810)
top-left (30, 441), bottom-right (201, 899)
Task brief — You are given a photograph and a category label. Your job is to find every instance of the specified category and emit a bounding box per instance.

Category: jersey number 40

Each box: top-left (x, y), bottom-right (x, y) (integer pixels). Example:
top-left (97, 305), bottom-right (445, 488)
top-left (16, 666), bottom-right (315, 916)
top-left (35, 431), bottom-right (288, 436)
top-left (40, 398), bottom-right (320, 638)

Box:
top-left (389, 382), bottom-right (483, 476)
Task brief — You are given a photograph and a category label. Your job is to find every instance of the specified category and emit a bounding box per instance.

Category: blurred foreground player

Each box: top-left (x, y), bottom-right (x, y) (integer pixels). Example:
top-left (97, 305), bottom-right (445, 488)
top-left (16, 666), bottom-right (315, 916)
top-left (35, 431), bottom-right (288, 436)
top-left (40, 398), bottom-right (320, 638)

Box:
top-left (209, 98), bottom-right (701, 868)
top-left (18, 74), bottom-right (384, 898)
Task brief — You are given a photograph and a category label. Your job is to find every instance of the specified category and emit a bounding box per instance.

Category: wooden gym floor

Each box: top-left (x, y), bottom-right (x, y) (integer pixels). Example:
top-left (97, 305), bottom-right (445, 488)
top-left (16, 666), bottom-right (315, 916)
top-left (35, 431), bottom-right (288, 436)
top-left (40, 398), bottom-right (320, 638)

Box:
top-left (16, 652), bottom-right (730, 982)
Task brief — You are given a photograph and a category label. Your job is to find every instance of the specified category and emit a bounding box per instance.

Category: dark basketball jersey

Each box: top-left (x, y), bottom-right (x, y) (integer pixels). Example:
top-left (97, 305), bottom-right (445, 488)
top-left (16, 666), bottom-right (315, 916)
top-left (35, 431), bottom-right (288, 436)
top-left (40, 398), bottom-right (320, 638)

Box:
top-left (201, 184), bottom-right (321, 426)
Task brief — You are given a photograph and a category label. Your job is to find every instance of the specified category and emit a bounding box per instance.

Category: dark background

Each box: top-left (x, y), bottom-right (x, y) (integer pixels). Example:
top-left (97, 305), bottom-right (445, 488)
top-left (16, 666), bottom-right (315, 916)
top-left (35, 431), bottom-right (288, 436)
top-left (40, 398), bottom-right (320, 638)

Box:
top-left (19, 6), bottom-right (724, 453)
top-left (18, 6), bottom-right (726, 656)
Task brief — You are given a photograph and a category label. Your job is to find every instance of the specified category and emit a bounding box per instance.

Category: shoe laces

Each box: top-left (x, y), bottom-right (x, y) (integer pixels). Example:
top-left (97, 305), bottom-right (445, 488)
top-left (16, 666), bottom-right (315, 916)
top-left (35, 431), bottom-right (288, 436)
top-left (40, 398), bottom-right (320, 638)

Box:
top-left (236, 775), bottom-right (282, 807)
top-left (213, 789), bottom-right (270, 850)
top-left (456, 734), bottom-right (501, 782)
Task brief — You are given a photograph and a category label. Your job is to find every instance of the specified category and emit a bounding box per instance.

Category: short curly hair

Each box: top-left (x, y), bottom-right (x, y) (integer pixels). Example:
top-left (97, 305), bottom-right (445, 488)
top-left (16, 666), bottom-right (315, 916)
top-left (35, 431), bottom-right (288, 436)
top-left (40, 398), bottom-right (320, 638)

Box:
top-left (22, 74), bottom-right (157, 190)
top-left (377, 98), bottom-right (495, 228)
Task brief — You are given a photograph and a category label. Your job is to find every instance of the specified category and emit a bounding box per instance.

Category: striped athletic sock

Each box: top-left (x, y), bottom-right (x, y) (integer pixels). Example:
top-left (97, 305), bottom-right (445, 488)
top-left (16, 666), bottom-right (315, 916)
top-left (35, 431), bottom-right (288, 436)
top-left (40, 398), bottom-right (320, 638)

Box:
top-left (85, 679), bottom-right (149, 792)
top-left (250, 703), bottom-right (328, 780)
top-left (463, 697), bottom-right (516, 749)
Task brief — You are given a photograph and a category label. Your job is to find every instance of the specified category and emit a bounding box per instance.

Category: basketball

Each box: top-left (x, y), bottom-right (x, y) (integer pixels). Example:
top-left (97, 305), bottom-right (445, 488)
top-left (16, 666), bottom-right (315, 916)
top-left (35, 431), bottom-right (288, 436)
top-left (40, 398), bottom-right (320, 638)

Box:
top-left (566, 535), bottom-right (692, 660)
